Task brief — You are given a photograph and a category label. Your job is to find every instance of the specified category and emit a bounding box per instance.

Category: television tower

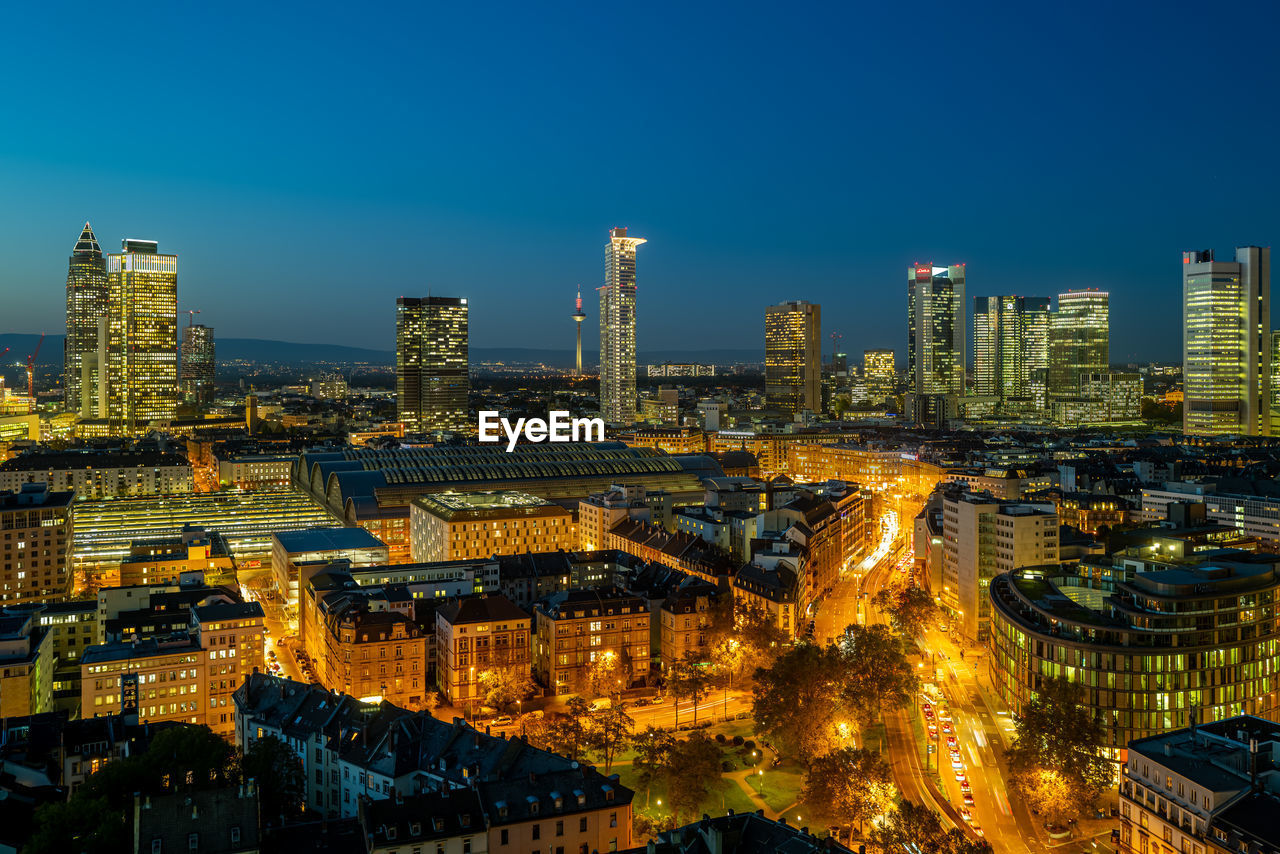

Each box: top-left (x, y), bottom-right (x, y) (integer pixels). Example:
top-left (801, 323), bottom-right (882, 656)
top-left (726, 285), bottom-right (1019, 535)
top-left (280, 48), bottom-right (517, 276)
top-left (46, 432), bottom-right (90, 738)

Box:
top-left (572, 287), bottom-right (586, 375)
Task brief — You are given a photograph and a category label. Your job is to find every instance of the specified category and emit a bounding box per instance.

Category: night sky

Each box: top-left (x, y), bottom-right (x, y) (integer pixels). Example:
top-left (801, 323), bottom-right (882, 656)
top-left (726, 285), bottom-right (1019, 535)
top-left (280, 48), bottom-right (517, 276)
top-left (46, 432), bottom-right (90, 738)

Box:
top-left (2, 0), bottom-right (1277, 363)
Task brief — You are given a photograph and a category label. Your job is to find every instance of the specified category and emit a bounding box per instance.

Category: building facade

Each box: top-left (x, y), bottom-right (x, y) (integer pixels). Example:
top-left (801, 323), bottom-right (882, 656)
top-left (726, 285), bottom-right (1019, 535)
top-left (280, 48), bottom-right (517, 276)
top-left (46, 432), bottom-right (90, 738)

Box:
top-left (105, 239), bottom-right (179, 433)
top-left (599, 227), bottom-right (645, 424)
top-left (764, 300), bottom-right (821, 414)
top-left (1183, 247), bottom-right (1271, 436)
top-left (0, 484), bottom-right (74, 606)
top-left (0, 448), bottom-right (193, 499)
top-left (941, 492), bottom-right (1059, 641)
top-left (1048, 289), bottom-right (1109, 402)
top-left (434, 594), bottom-right (531, 711)
top-left (396, 296), bottom-right (470, 434)
top-left (907, 264), bottom-right (966, 423)
top-left (863, 349), bottom-right (896, 406)
top-left (409, 491), bottom-right (577, 564)
top-left (533, 587), bottom-right (651, 695)
top-left (179, 323), bottom-right (215, 405)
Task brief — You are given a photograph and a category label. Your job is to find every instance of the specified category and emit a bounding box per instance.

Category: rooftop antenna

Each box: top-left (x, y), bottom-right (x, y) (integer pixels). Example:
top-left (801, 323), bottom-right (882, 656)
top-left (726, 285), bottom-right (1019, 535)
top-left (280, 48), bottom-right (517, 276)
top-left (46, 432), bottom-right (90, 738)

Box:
top-left (572, 286), bottom-right (586, 376)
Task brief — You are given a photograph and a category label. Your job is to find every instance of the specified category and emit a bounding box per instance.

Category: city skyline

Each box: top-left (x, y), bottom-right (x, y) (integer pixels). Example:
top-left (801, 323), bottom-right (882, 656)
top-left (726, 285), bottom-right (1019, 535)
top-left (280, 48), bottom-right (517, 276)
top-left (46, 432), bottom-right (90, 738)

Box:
top-left (2, 3), bottom-right (1278, 361)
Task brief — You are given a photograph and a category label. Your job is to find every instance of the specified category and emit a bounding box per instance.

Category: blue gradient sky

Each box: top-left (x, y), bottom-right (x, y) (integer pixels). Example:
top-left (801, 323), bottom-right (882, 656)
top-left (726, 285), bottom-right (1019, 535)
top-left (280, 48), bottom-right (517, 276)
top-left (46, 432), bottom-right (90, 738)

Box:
top-left (1, 0), bottom-right (1276, 362)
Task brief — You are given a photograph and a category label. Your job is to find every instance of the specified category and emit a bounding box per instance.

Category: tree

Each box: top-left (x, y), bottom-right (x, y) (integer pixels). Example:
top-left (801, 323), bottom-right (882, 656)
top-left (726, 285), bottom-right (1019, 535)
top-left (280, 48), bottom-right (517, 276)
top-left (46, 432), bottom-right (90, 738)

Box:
top-left (872, 584), bottom-right (937, 640)
top-left (584, 651), bottom-right (622, 699)
top-left (667, 655), bottom-right (711, 726)
top-left (422, 688), bottom-right (442, 716)
top-left (585, 702), bottom-right (634, 774)
top-left (241, 735), bottom-right (305, 823)
top-left (708, 637), bottom-right (745, 715)
top-left (751, 642), bottom-right (843, 762)
top-left (664, 732), bottom-right (723, 826)
top-left (1006, 677), bottom-right (1112, 827)
top-left (538, 696), bottom-right (591, 760)
top-left (802, 747), bottom-right (896, 834)
top-left (836, 623), bottom-right (917, 728)
top-left (478, 668), bottom-right (538, 713)
top-left (735, 598), bottom-right (789, 676)
top-left (27, 796), bottom-right (127, 854)
top-left (631, 726), bottom-right (676, 809)
top-left (870, 799), bottom-right (992, 854)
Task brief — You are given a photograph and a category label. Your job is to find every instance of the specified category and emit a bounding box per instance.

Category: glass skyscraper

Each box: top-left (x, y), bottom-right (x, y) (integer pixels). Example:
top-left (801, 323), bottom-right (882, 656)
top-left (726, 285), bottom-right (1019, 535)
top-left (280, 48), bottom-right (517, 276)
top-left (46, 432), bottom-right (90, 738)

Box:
top-left (599, 227), bottom-right (644, 424)
top-left (973, 295), bottom-right (1051, 406)
top-left (180, 323), bottom-right (216, 405)
top-left (1183, 247), bottom-right (1271, 436)
top-left (396, 296), bottom-right (470, 433)
top-left (907, 264), bottom-right (966, 422)
top-left (63, 222), bottom-right (108, 417)
top-left (105, 239), bottom-right (179, 433)
top-left (764, 300), bottom-right (822, 414)
top-left (1047, 289), bottom-right (1109, 401)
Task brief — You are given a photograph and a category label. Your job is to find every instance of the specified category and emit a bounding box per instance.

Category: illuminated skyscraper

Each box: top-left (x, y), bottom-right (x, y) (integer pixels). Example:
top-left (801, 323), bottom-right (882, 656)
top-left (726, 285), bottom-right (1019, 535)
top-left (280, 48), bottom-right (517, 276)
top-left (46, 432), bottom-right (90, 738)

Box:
top-left (1047, 289), bottom-right (1109, 401)
top-left (599, 227), bottom-right (644, 424)
top-left (63, 222), bottom-right (108, 416)
top-left (907, 264), bottom-right (965, 423)
top-left (396, 296), bottom-right (470, 433)
top-left (180, 323), bottom-right (215, 405)
top-left (1183, 247), bottom-right (1271, 436)
top-left (973, 295), bottom-right (1051, 404)
top-left (765, 300), bottom-right (821, 414)
top-left (863, 349), bottom-right (896, 405)
top-left (106, 239), bottom-right (179, 433)
top-left (1021, 297), bottom-right (1051, 410)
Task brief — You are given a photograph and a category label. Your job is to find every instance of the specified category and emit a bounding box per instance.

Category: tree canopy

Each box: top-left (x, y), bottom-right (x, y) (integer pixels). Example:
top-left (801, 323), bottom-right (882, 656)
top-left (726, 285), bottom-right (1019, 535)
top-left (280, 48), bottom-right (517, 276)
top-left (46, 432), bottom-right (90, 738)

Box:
top-left (1006, 677), bottom-right (1113, 827)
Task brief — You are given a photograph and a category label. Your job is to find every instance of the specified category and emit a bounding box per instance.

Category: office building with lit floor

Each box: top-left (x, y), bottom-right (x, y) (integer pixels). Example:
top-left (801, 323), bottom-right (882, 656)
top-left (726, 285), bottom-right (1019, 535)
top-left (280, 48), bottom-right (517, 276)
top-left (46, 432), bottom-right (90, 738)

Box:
top-left (106, 239), bottom-right (180, 433)
top-left (600, 227), bottom-right (645, 424)
top-left (409, 491), bottom-right (576, 564)
top-left (1183, 247), bottom-right (1271, 436)
top-left (764, 300), bottom-right (821, 414)
top-left (989, 552), bottom-right (1280, 755)
top-left (396, 296), bottom-right (470, 434)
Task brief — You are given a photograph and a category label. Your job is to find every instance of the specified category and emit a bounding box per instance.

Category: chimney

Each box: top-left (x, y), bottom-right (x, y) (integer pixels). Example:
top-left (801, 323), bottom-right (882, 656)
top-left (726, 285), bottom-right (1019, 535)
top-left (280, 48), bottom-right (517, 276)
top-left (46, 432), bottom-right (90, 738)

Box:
top-left (1251, 738), bottom-right (1260, 791)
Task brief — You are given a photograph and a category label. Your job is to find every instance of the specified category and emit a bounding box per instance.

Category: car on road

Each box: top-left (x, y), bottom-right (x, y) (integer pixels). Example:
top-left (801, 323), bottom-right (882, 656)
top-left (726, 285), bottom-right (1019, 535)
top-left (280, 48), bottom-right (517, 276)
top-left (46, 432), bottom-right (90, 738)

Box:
top-left (972, 824), bottom-right (984, 837)
top-left (649, 696), bottom-right (665, 705)
top-left (959, 808), bottom-right (973, 824)
top-left (959, 779), bottom-right (971, 793)
top-left (946, 735), bottom-right (958, 748)
top-left (493, 716), bottom-right (514, 726)
top-left (942, 721), bottom-right (954, 735)
top-left (951, 758), bottom-right (964, 771)
top-left (962, 793), bottom-right (974, 807)
top-left (954, 770), bottom-right (966, 783)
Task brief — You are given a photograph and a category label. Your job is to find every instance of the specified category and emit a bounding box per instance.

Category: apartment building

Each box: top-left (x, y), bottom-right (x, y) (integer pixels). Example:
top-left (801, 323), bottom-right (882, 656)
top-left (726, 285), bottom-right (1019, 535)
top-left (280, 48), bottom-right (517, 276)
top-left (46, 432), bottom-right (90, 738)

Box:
top-left (533, 587), bottom-right (651, 695)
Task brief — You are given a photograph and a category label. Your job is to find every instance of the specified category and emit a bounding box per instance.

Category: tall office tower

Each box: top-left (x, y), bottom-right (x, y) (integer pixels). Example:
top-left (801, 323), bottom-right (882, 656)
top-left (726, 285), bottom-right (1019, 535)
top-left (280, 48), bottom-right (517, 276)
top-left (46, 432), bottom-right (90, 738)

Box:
top-left (764, 300), bottom-right (822, 413)
top-left (1021, 297), bottom-right (1051, 409)
top-left (105, 239), bottom-right (179, 433)
top-left (973, 296), bottom-right (1052, 403)
top-left (599, 227), bottom-right (644, 423)
top-left (907, 264), bottom-right (966, 422)
top-left (63, 222), bottom-right (108, 416)
top-left (1271, 329), bottom-right (1280, 435)
top-left (180, 323), bottom-right (215, 405)
top-left (1047, 289), bottom-right (1109, 400)
top-left (1183, 247), bottom-right (1271, 436)
top-left (863, 349), bottom-right (896, 404)
top-left (396, 296), bottom-right (470, 433)
top-left (571, 288), bottom-right (586, 376)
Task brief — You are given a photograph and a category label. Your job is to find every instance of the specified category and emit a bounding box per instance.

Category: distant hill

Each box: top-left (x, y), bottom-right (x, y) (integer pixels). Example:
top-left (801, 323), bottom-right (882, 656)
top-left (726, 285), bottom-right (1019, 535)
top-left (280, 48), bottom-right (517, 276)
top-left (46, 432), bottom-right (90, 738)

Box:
top-left (0, 333), bottom-right (760, 369)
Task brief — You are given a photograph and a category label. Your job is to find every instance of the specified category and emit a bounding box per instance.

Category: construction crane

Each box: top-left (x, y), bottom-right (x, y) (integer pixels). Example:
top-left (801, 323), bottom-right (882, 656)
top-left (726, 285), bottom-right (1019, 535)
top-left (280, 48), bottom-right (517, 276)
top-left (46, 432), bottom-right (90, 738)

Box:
top-left (26, 333), bottom-right (44, 410)
top-left (829, 332), bottom-right (844, 369)
top-left (187, 309), bottom-right (201, 328)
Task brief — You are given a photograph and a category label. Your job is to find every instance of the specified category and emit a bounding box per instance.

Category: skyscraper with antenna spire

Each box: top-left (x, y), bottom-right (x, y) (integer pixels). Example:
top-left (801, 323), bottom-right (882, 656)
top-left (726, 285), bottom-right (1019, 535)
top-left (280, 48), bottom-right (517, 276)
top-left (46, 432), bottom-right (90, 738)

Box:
top-left (572, 287), bottom-right (585, 375)
top-left (64, 222), bottom-right (107, 416)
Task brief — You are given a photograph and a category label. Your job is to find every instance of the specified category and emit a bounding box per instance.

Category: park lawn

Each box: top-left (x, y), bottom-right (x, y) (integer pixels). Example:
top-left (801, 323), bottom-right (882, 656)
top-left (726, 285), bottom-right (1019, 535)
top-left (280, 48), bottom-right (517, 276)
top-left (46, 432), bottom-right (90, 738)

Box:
top-left (750, 765), bottom-right (806, 813)
top-left (617, 743), bottom-right (758, 825)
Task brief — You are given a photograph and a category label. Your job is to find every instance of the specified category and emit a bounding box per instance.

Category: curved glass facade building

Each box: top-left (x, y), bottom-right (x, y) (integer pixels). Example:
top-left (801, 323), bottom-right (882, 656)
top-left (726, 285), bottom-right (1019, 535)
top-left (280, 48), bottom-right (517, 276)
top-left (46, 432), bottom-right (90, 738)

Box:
top-left (989, 558), bottom-right (1280, 755)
